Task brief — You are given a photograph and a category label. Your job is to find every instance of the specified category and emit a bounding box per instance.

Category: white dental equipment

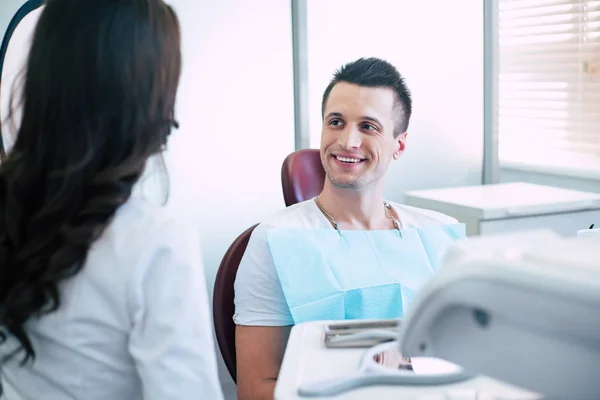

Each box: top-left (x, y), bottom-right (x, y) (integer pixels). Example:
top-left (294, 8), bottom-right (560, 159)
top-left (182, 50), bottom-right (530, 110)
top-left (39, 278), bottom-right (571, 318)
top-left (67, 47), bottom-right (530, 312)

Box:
top-left (298, 340), bottom-right (471, 397)
top-left (399, 230), bottom-right (600, 400)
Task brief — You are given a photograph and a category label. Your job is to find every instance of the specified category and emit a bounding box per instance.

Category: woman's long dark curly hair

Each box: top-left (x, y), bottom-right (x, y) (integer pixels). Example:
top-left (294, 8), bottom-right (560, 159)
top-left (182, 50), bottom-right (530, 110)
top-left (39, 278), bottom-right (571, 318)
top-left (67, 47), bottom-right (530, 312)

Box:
top-left (0, 0), bottom-right (181, 364)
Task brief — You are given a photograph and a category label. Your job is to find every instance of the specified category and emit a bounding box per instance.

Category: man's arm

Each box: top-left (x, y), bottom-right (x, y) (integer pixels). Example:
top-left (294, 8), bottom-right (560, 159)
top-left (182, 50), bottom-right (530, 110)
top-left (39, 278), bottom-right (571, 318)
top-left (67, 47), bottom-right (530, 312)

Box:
top-left (235, 325), bottom-right (292, 400)
top-left (233, 223), bottom-right (296, 400)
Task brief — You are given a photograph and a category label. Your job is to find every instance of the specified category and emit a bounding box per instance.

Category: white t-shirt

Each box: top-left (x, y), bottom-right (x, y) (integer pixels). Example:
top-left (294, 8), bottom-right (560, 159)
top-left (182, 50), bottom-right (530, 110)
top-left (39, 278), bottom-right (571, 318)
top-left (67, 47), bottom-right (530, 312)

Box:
top-left (0, 197), bottom-right (224, 400)
top-left (233, 199), bottom-right (458, 327)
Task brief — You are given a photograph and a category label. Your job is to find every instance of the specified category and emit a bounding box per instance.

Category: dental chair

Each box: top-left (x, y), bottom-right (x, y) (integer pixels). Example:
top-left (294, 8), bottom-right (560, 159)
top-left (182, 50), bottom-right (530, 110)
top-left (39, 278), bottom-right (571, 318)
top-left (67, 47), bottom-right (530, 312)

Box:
top-left (281, 149), bottom-right (325, 207)
top-left (213, 224), bottom-right (258, 382)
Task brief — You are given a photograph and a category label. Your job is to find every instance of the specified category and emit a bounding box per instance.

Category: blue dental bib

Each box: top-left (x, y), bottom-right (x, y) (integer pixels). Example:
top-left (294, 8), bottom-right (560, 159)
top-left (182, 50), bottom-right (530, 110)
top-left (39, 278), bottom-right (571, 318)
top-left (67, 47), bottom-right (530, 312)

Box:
top-left (266, 224), bottom-right (466, 324)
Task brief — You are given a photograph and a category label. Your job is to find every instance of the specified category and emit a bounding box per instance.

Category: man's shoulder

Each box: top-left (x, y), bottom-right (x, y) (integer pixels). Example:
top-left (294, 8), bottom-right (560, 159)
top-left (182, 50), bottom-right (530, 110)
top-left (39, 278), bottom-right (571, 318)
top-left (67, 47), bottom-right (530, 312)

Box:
top-left (259, 199), bottom-right (323, 229)
top-left (388, 201), bottom-right (459, 227)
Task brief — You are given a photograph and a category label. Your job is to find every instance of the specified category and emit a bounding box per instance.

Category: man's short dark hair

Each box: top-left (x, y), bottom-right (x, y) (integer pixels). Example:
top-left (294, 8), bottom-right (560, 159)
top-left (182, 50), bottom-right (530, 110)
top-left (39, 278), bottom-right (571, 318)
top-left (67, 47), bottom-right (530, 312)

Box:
top-left (321, 57), bottom-right (412, 137)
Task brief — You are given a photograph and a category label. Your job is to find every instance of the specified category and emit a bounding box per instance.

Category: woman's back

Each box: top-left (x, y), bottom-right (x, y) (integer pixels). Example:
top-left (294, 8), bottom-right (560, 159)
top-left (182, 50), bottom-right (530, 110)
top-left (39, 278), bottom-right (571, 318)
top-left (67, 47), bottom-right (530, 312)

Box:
top-left (1, 197), bottom-right (222, 400)
top-left (0, 0), bottom-right (223, 398)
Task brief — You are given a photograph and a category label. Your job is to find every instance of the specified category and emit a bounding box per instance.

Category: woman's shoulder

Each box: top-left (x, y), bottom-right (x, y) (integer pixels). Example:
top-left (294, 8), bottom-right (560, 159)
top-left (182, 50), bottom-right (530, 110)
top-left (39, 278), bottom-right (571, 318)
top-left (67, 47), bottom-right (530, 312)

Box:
top-left (113, 197), bottom-right (196, 239)
top-left (94, 197), bottom-right (200, 269)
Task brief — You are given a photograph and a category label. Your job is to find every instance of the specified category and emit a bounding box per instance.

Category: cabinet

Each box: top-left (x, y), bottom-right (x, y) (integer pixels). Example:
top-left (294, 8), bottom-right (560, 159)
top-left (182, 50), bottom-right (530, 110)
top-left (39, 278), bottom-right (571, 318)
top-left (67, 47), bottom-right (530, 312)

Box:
top-left (404, 183), bottom-right (600, 237)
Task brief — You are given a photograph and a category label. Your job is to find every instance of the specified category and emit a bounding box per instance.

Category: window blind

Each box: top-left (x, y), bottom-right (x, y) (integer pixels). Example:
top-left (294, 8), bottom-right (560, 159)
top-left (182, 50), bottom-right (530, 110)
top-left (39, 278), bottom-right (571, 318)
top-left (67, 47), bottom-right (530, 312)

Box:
top-left (497, 0), bottom-right (600, 176)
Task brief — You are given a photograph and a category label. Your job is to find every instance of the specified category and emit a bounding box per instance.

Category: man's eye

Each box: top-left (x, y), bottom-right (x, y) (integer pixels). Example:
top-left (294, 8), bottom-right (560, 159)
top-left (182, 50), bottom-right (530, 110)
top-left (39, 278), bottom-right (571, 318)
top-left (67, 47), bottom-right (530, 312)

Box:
top-left (330, 119), bottom-right (342, 126)
top-left (362, 123), bottom-right (376, 130)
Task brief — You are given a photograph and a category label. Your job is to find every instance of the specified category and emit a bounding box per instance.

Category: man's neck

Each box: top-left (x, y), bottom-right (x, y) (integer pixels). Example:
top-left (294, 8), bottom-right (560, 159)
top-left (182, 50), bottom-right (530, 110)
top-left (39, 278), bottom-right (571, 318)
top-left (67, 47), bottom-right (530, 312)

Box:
top-left (317, 180), bottom-right (389, 230)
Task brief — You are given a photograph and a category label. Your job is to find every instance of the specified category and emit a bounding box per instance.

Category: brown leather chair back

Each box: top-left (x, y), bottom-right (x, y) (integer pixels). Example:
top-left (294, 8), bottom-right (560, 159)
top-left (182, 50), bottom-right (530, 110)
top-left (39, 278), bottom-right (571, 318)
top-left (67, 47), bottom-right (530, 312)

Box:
top-left (281, 149), bottom-right (325, 207)
top-left (212, 224), bottom-right (258, 383)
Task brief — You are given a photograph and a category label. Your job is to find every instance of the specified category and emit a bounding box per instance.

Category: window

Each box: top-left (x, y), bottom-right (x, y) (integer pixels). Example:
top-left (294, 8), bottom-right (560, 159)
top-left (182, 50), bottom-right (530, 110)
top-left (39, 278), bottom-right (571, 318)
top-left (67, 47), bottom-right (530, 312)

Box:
top-left (496, 0), bottom-right (600, 179)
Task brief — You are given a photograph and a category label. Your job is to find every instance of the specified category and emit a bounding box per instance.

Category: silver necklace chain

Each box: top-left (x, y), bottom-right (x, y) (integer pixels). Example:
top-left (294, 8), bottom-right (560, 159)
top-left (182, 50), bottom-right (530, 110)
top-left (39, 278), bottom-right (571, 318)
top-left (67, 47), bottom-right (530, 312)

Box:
top-left (314, 197), bottom-right (403, 236)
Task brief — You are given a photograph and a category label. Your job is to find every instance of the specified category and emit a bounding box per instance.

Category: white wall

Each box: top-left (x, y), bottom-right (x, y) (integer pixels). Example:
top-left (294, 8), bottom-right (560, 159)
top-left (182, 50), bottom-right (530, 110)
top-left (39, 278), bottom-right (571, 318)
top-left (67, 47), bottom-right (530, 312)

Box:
top-left (167, 0), bottom-right (295, 294)
top-left (166, 1), bottom-right (296, 397)
top-left (306, 0), bottom-right (485, 200)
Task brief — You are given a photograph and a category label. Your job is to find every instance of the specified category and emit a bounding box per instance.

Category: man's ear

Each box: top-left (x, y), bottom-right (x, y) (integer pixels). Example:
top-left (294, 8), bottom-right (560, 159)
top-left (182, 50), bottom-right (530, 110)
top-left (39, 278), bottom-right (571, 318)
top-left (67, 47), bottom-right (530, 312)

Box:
top-left (392, 132), bottom-right (407, 160)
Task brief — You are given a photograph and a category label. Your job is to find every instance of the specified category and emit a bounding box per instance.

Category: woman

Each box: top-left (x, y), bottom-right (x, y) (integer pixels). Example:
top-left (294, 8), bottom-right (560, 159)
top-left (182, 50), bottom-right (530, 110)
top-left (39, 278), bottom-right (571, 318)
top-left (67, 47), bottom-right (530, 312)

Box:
top-left (0, 1), bottom-right (224, 399)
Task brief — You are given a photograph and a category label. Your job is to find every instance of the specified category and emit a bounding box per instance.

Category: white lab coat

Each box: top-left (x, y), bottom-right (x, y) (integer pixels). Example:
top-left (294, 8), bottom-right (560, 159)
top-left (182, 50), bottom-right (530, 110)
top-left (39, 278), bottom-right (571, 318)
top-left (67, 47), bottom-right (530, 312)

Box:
top-left (0, 196), bottom-right (224, 400)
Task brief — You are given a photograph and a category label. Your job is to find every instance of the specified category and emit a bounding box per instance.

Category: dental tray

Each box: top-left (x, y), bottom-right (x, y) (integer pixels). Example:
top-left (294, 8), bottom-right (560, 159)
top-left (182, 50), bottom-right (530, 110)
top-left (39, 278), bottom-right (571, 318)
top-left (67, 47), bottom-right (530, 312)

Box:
top-left (323, 319), bottom-right (401, 348)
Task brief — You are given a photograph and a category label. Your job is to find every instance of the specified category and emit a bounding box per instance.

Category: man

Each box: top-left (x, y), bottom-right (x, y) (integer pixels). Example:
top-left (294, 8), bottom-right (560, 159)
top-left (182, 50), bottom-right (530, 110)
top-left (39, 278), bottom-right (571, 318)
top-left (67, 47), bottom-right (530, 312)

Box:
top-left (234, 57), bottom-right (459, 400)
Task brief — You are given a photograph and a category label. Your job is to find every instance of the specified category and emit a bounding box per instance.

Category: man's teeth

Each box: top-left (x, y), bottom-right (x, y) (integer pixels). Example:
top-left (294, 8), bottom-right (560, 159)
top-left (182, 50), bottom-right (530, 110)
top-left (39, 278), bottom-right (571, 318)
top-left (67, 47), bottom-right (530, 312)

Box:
top-left (336, 156), bottom-right (362, 163)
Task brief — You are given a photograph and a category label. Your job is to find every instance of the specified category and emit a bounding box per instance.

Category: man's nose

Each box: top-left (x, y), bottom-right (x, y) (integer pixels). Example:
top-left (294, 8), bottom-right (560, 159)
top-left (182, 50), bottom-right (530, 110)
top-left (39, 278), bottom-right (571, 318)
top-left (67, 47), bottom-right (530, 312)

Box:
top-left (338, 125), bottom-right (362, 149)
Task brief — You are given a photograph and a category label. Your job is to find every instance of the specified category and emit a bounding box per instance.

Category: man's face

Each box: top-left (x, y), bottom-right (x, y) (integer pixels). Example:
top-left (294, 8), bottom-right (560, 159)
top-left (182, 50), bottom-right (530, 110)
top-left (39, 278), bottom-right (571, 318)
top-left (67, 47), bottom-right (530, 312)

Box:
top-left (320, 82), bottom-right (407, 190)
